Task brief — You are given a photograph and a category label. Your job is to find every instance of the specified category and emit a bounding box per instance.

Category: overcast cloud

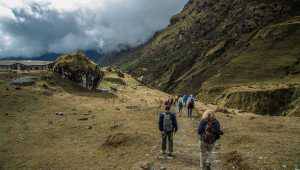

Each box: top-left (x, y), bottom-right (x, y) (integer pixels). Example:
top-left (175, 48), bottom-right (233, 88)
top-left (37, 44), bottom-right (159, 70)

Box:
top-left (0, 0), bottom-right (188, 57)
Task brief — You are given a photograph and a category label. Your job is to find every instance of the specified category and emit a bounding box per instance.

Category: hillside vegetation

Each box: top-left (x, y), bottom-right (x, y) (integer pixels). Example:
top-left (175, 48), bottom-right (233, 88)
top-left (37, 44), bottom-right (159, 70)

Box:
top-left (112, 0), bottom-right (300, 116)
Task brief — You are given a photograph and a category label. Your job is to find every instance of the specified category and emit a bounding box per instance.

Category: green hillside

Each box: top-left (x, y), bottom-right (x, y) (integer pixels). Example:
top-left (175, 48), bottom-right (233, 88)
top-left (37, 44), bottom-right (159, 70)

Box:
top-left (113, 0), bottom-right (300, 116)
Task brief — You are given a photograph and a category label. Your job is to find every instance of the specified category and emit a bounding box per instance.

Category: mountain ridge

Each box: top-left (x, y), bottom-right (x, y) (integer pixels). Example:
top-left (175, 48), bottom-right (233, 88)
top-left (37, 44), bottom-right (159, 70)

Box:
top-left (109, 0), bottom-right (300, 116)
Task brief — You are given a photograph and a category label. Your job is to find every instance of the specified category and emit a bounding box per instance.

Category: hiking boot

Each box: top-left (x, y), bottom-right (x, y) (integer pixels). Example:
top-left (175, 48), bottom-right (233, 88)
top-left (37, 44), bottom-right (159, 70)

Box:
top-left (167, 153), bottom-right (175, 159)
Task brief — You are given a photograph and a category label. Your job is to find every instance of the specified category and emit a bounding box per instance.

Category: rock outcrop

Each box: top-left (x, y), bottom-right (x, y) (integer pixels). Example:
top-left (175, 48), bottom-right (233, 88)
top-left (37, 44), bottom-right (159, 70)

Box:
top-left (53, 52), bottom-right (104, 90)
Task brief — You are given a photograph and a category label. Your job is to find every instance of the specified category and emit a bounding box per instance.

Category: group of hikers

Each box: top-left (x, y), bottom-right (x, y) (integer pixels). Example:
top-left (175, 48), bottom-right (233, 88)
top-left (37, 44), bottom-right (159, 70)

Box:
top-left (159, 96), bottom-right (223, 170)
top-left (164, 94), bottom-right (196, 118)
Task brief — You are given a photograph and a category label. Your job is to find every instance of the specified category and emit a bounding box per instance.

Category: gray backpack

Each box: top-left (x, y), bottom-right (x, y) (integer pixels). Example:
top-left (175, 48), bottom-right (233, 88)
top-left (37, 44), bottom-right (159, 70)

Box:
top-left (163, 112), bottom-right (173, 132)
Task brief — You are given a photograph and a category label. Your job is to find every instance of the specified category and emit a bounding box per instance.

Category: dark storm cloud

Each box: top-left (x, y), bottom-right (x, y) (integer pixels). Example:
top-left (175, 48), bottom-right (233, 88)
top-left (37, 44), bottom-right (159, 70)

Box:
top-left (0, 0), bottom-right (188, 57)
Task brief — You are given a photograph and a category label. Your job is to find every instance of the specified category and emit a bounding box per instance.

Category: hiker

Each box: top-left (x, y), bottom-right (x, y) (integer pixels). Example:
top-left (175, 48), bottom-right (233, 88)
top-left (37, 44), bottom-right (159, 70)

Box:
top-left (174, 95), bottom-right (179, 105)
top-left (187, 96), bottom-right (195, 118)
top-left (164, 97), bottom-right (172, 108)
top-left (159, 106), bottom-right (178, 157)
top-left (182, 94), bottom-right (188, 106)
top-left (177, 95), bottom-right (184, 113)
top-left (198, 110), bottom-right (223, 170)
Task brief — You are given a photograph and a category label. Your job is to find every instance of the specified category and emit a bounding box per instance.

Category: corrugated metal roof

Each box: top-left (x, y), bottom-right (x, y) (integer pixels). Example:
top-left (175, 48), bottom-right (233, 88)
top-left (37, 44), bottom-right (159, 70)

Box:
top-left (0, 60), bottom-right (53, 66)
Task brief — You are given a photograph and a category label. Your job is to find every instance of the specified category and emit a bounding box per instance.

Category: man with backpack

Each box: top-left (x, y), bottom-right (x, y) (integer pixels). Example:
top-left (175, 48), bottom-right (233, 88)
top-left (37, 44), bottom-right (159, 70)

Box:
top-left (159, 106), bottom-right (178, 157)
top-left (177, 95), bottom-right (184, 113)
top-left (198, 110), bottom-right (223, 170)
top-left (182, 94), bottom-right (188, 106)
top-left (187, 96), bottom-right (195, 118)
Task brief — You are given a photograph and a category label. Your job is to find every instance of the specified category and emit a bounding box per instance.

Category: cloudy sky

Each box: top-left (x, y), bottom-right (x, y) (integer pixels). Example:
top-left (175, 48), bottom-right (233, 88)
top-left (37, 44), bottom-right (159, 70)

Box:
top-left (0, 0), bottom-right (188, 57)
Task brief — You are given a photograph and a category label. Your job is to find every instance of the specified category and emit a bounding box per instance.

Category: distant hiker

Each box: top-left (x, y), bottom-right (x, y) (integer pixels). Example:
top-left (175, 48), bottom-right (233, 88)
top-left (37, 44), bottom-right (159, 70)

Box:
top-left (177, 96), bottom-right (184, 113)
top-left (187, 94), bottom-right (195, 105)
top-left (187, 97), bottom-right (195, 118)
top-left (159, 106), bottom-right (178, 157)
top-left (174, 95), bottom-right (179, 105)
top-left (198, 110), bottom-right (223, 170)
top-left (164, 97), bottom-right (172, 108)
top-left (182, 94), bottom-right (188, 106)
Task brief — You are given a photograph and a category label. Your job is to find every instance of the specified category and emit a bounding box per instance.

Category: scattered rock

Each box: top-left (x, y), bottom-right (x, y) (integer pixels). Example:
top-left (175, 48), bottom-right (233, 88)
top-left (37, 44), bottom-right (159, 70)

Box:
top-left (87, 126), bottom-right (93, 130)
top-left (140, 162), bottom-right (155, 170)
top-left (103, 133), bottom-right (130, 147)
top-left (126, 106), bottom-right (139, 110)
top-left (160, 166), bottom-right (167, 170)
top-left (78, 118), bottom-right (89, 121)
top-left (110, 122), bottom-right (123, 130)
top-left (224, 151), bottom-right (250, 169)
top-left (15, 86), bottom-right (22, 90)
top-left (226, 114), bottom-right (233, 118)
top-left (55, 112), bottom-right (64, 116)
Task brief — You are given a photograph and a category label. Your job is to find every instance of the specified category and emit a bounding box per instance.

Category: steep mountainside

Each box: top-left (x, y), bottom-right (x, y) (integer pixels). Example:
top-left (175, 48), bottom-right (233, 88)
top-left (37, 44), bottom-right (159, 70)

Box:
top-left (113, 0), bottom-right (300, 116)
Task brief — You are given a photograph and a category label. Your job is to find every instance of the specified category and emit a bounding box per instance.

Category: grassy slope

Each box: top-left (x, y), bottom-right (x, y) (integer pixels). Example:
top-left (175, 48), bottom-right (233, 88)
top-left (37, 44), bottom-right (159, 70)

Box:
top-left (0, 71), bottom-right (166, 169)
top-left (0, 71), bottom-right (299, 169)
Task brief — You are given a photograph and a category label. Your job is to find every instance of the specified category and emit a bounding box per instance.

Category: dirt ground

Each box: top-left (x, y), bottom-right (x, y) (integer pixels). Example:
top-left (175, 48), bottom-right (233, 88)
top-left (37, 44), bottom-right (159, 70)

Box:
top-left (0, 70), bottom-right (299, 169)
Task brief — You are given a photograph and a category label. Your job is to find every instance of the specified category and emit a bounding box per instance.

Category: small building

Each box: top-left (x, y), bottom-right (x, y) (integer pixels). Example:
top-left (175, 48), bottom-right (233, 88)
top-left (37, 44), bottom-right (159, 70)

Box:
top-left (0, 60), bottom-right (54, 71)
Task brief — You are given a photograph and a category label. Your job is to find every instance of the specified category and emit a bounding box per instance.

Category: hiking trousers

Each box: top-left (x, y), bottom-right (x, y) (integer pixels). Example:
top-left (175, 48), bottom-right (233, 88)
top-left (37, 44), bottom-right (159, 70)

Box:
top-left (178, 105), bottom-right (183, 112)
top-left (200, 141), bottom-right (216, 170)
top-left (161, 131), bottom-right (173, 153)
top-left (187, 108), bottom-right (193, 118)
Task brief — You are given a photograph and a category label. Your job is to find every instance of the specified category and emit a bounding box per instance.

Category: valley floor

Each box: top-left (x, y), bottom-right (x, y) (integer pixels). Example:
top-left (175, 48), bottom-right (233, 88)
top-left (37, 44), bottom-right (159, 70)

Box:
top-left (0, 71), bottom-right (299, 169)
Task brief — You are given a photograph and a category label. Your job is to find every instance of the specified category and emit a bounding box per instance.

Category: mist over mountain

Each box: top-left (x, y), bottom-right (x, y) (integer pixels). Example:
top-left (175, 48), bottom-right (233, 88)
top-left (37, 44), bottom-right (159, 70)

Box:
top-left (0, 0), bottom-right (188, 58)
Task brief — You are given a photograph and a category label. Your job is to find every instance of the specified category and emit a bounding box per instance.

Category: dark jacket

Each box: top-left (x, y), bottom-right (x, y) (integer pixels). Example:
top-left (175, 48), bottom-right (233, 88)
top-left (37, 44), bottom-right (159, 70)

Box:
top-left (198, 119), bottom-right (223, 143)
top-left (159, 112), bottom-right (178, 132)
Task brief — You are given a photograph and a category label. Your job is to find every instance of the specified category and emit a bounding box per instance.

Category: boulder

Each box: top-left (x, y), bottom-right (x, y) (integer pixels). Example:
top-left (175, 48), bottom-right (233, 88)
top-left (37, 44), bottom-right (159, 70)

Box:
top-left (53, 51), bottom-right (104, 90)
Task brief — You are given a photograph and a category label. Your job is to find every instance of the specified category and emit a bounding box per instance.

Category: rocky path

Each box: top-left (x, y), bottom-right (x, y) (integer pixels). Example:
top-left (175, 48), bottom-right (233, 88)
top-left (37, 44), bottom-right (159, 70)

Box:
top-left (146, 104), bottom-right (220, 170)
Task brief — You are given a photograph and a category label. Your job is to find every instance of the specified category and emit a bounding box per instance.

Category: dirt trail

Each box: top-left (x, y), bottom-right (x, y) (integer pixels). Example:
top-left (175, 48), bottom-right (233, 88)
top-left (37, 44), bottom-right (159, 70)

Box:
top-left (147, 104), bottom-right (219, 170)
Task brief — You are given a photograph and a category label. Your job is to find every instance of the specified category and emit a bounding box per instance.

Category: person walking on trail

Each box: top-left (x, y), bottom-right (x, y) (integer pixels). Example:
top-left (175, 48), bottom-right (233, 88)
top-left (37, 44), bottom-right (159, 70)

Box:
top-left (187, 97), bottom-right (195, 118)
top-left (182, 94), bottom-right (188, 106)
top-left (198, 110), bottom-right (223, 170)
top-left (159, 106), bottom-right (178, 157)
top-left (164, 97), bottom-right (172, 108)
top-left (177, 96), bottom-right (184, 113)
top-left (187, 94), bottom-right (195, 104)
top-left (174, 95), bottom-right (179, 105)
